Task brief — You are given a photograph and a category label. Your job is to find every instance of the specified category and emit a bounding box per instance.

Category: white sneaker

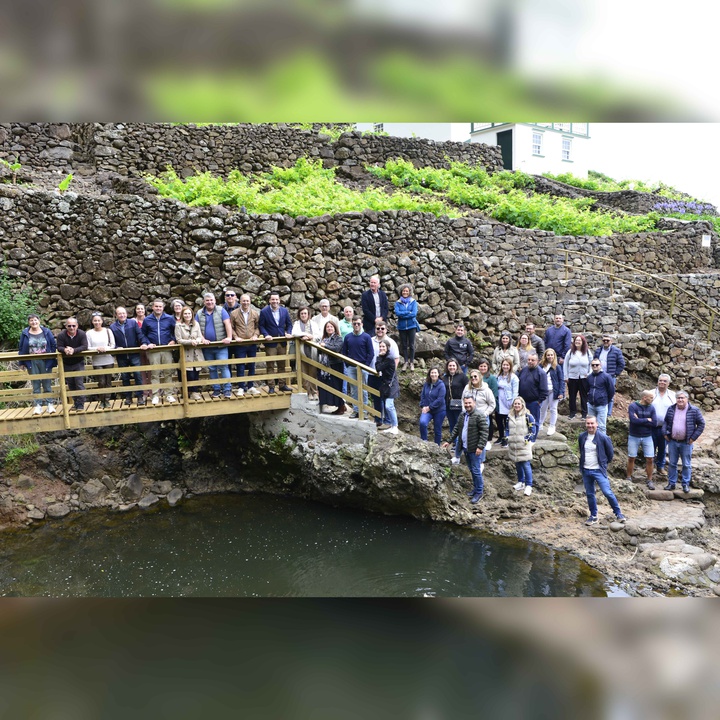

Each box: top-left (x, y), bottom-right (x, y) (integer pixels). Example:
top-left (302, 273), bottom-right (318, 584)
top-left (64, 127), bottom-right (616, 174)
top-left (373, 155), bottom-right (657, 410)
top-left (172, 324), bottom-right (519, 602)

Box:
top-left (191, 392), bottom-right (202, 401)
top-left (166, 395), bottom-right (177, 404)
top-left (235, 388), bottom-right (245, 397)
top-left (152, 396), bottom-right (160, 405)
top-left (382, 426), bottom-right (399, 435)
top-left (485, 441), bottom-right (492, 451)
top-left (248, 387), bottom-right (261, 396)
top-left (547, 425), bottom-right (556, 436)
top-left (451, 457), bottom-right (461, 465)
top-left (33, 405), bottom-right (43, 415)
top-left (513, 481), bottom-right (524, 491)
top-left (480, 463), bottom-right (485, 474)
top-left (47, 403), bottom-right (56, 414)
top-left (524, 485), bottom-right (533, 496)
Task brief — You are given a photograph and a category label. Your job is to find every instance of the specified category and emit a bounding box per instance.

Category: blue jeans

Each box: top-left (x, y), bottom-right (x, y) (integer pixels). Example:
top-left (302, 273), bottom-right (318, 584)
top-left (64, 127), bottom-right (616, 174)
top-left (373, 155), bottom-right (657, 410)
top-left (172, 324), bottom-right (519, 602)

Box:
top-left (516, 460), bottom-right (533, 487)
top-left (203, 346), bottom-right (231, 394)
top-left (419, 408), bottom-right (446, 445)
top-left (382, 397), bottom-right (398, 427)
top-left (525, 400), bottom-right (541, 441)
top-left (236, 344), bottom-right (257, 389)
top-left (464, 448), bottom-right (485, 494)
top-left (652, 425), bottom-right (667, 470)
top-left (667, 439), bottom-right (693, 488)
top-left (447, 408), bottom-right (461, 454)
top-left (30, 359), bottom-right (52, 406)
top-left (117, 352), bottom-right (143, 398)
top-left (346, 365), bottom-right (369, 414)
top-left (587, 403), bottom-right (608, 433)
top-left (582, 469), bottom-right (622, 518)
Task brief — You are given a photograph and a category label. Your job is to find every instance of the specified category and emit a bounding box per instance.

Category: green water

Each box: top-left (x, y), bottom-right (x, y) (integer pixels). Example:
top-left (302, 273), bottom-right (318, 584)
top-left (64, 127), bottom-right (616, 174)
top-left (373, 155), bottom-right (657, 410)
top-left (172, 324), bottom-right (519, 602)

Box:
top-left (0, 494), bottom-right (621, 597)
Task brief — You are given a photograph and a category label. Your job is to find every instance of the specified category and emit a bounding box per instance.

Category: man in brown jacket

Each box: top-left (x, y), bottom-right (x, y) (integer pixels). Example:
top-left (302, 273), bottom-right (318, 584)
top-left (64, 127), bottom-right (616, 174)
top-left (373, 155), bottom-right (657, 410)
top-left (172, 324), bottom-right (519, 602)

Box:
top-left (230, 293), bottom-right (261, 396)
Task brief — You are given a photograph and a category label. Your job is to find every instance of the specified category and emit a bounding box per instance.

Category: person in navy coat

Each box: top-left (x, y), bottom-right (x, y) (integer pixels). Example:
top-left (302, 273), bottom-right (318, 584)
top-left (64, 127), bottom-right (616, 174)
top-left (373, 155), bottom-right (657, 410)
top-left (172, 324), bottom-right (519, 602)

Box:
top-left (258, 292), bottom-right (293, 393)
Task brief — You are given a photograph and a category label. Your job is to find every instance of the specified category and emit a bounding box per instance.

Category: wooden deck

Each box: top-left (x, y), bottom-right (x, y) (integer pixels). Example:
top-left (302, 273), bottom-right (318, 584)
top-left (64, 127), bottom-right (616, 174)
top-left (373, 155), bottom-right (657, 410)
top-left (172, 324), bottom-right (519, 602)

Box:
top-left (0, 337), bottom-right (380, 436)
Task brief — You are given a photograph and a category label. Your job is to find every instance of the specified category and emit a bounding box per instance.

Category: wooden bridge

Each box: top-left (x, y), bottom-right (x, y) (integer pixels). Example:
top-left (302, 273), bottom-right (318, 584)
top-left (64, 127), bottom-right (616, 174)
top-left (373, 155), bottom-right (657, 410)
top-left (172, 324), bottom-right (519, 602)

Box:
top-left (0, 338), bottom-right (379, 436)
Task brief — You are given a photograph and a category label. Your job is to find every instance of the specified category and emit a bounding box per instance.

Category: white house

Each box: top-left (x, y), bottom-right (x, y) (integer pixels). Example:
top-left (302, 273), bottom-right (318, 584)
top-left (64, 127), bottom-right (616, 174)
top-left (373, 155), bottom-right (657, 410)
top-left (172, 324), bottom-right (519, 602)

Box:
top-left (469, 123), bottom-right (591, 177)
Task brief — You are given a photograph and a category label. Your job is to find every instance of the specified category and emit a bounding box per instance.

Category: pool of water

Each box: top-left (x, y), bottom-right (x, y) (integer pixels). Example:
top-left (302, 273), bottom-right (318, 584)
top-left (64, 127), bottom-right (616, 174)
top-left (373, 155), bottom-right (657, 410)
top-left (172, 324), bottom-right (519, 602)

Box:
top-left (0, 494), bottom-right (620, 597)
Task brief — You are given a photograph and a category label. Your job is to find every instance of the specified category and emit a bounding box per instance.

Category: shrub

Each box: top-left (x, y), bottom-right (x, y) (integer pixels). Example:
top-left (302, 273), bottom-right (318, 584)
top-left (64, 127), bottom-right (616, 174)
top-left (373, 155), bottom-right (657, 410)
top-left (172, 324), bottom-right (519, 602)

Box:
top-left (2, 434), bottom-right (39, 473)
top-left (0, 270), bottom-right (38, 347)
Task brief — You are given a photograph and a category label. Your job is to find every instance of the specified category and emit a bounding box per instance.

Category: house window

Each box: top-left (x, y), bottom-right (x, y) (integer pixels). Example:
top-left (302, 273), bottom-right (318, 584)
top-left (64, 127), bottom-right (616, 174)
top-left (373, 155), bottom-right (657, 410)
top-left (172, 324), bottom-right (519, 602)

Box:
top-left (562, 137), bottom-right (572, 161)
top-left (373, 123), bottom-right (384, 133)
top-left (555, 123), bottom-right (572, 132)
top-left (532, 132), bottom-right (543, 155)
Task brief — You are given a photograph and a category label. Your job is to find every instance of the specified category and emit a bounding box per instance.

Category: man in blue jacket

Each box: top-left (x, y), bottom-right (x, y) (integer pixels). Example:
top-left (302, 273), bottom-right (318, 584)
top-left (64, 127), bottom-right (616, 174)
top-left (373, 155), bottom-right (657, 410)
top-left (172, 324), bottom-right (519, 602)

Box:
top-left (586, 359), bottom-right (615, 433)
top-left (578, 416), bottom-right (626, 526)
top-left (544, 314), bottom-right (572, 366)
top-left (517, 352), bottom-right (547, 441)
top-left (258, 292), bottom-right (293, 394)
top-left (593, 334), bottom-right (625, 417)
top-left (110, 306), bottom-right (145, 406)
top-left (663, 391), bottom-right (705, 493)
top-left (342, 316), bottom-right (374, 419)
top-left (361, 275), bottom-right (389, 336)
top-left (139, 298), bottom-right (177, 404)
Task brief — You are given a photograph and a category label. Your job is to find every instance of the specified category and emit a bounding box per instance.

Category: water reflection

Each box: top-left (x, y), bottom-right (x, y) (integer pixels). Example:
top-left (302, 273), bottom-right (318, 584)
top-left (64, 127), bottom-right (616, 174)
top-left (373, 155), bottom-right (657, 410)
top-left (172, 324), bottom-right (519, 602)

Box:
top-left (0, 494), bottom-right (614, 597)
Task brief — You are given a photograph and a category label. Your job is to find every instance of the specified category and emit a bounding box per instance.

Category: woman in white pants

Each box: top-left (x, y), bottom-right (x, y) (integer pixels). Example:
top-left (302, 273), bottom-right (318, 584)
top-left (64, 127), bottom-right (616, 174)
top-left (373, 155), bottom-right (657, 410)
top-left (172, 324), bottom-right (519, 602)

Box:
top-left (539, 348), bottom-right (564, 436)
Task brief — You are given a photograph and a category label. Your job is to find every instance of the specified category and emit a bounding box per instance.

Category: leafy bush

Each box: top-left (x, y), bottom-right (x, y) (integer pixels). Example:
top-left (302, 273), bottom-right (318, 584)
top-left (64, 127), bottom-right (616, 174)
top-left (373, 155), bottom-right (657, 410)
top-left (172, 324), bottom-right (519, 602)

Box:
top-left (371, 159), bottom-right (656, 236)
top-left (146, 159), bottom-right (460, 218)
top-left (0, 271), bottom-right (38, 347)
top-left (2, 434), bottom-right (39, 473)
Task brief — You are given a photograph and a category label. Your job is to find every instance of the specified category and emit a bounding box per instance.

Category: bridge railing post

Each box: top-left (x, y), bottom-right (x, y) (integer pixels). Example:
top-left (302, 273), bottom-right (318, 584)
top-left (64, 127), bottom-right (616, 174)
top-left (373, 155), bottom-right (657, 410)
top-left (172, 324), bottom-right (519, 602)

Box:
top-left (295, 338), bottom-right (304, 391)
top-left (55, 354), bottom-right (71, 430)
top-left (178, 348), bottom-right (189, 417)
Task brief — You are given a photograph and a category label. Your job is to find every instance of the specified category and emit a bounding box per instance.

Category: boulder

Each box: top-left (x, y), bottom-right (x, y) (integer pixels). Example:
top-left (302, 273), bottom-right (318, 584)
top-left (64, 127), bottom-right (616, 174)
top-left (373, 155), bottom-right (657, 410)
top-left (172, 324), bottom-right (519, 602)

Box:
top-left (167, 488), bottom-right (183, 506)
top-left (46, 503), bottom-right (71, 519)
top-left (79, 478), bottom-right (108, 504)
top-left (138, 493), bottom-right (159, 510)
top-left (118, 473), bottom-right (144, 502)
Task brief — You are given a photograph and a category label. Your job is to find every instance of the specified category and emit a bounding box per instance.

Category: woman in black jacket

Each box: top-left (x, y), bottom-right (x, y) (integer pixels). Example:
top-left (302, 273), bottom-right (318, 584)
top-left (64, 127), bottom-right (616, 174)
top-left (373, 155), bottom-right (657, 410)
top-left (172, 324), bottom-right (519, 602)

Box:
top-left (376, 340), bottom-right (399, 435)
top-left (443, 358), bottom-right (468, 461)
top-left (318, 320), bottom-right (345, 414)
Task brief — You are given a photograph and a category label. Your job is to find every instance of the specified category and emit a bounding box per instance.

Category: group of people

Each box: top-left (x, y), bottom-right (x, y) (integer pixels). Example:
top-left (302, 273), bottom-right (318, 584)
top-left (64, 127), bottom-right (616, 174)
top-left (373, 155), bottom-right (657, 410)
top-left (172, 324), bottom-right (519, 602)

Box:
top-left (17, 278), bottom-right (705, 527)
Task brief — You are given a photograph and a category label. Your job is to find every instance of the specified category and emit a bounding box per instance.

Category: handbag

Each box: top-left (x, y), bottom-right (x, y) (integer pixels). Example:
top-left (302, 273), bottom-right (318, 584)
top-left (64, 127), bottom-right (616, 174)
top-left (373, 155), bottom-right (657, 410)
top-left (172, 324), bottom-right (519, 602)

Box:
top-left (449, 398), bottom-right (463, 410)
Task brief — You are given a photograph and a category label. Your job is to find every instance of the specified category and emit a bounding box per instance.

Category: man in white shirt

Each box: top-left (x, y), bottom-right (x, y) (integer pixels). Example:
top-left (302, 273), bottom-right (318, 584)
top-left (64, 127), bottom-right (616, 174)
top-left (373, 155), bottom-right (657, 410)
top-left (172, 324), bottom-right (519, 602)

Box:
top-left (651, 373), bottom-right (676, 478)
top-left (310, 299), bottom-right (339, 341)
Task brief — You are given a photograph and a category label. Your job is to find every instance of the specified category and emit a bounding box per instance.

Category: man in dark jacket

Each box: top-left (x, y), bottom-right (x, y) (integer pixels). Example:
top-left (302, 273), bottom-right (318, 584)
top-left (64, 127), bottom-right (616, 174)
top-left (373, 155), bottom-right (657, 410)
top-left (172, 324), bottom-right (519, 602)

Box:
top-left (517, 352), bottom-right (548, 441)
top-left (525, 322), bottom-right (545, 357)
top-left (258, 292), bottom-right (293, 394)
top-left (663, 391), bottom-right (705, 492)
top-left (444, 323), bottom-right (474, 373)
top-left (586, 358), bottom-right (615, 433)
top-left (543, 314), bottom-right (572, 365)
top-left (110, 306), bottom-right (145, 405)
top-left (342, 317), bottom-right (374, 419)
top-left (443, 396), bottom-right (489, 504)
top-left (579, 416), bottom-right (625, 525)
top-left (140, 298), bottom-right (177, 404)
top-left (361, 275), bottom-right (389, 336)
top-left (593, 334), bottom-right (625, 417)
top-left (56, 317), bottom-right (88, 411)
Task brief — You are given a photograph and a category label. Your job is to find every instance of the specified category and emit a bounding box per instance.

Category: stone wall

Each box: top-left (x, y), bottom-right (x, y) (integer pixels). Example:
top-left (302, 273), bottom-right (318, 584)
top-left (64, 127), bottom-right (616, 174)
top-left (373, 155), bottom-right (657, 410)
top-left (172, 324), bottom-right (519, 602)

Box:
top-left (0, 123), bottom-right (86, 170)
top-left (0, 184), bottom-right (713, 330)
top-left (2, 123), bottom-right (504, 179)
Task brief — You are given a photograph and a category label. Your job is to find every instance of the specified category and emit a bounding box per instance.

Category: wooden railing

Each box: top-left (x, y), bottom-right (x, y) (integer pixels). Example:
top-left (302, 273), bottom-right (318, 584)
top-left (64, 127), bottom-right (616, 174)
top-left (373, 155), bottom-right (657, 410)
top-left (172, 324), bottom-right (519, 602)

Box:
top-left (562, 249), bottom-right (717, 340)
top-left (0, 337), bottom-right (379, 433)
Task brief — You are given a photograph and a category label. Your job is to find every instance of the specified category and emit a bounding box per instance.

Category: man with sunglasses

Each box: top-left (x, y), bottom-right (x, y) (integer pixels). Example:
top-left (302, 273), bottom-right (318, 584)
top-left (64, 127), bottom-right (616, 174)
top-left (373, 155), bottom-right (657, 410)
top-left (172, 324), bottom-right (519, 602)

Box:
top-left (56, 317), bottom-right (88, 411)
top-left (586, 358), bottom-right (615, 433)
top-left (223, 288), bottom-right (243, 392)
top-left (593, 334), bottom-right (625, 418)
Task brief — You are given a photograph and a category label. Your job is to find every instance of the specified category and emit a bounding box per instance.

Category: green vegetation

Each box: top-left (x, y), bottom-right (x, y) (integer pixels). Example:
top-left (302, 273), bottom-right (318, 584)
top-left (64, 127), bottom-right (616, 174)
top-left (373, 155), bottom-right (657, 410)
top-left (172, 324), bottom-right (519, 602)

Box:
top-left (146, 158), bottom-right (459, 218)
top-left (370, 159), bottom-right (657, 236)
top-left (58, 173), bottom-right (74, 192)
top-left (2, 434), bottom-right (39, 473)
top-left (148, 156), bottom-right (712, 237)
top-left (0, 157), bottom-right (22, 184)
top-left (543, 170), bottom-right (704, 203)
top-left (0, 271), bottom-right (38, 346)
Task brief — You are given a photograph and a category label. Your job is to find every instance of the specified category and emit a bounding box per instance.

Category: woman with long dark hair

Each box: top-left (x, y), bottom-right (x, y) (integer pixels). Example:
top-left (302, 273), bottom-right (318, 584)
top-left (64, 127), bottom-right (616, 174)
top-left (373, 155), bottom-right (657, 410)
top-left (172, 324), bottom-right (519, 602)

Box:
top-left (564, 334), bottom-right (592, 420)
